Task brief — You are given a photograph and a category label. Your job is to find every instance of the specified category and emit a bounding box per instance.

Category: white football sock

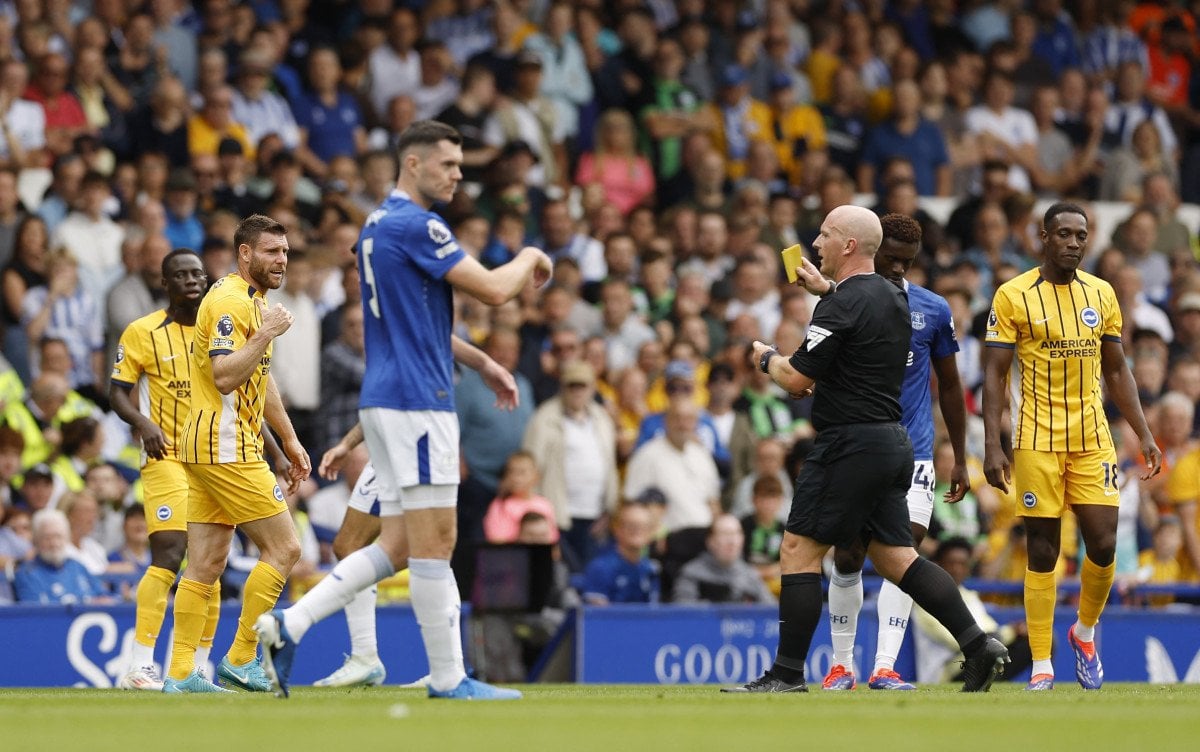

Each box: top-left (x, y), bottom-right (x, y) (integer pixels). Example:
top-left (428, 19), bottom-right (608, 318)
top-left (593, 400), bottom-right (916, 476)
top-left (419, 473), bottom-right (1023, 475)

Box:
top-left (1032, 658), bottom-right (1054, 677)
top-left (130, 641), bottom-right (155, 669)
top-left (194, 646), bottom-right (211, 672)
top-left (283, 544), bottom-right (394, 643)
top-left (873, 578), bottom-right (915, 674)
top-left (1072, 620), bottom-right (1095, 643)
top-left (345, 585), bottom-right (380, 659)
top-left (410, 558), bottom-right (466, 692)
top-left (828, 566), bottom-right (863, 672)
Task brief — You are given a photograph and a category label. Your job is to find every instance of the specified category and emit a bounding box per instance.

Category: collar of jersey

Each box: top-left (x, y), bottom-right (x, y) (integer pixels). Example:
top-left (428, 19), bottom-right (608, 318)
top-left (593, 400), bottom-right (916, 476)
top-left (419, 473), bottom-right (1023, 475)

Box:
top-left (390, 189), bottom-right (412, 201)
top-left (225, 272), bottom-right (264, 299)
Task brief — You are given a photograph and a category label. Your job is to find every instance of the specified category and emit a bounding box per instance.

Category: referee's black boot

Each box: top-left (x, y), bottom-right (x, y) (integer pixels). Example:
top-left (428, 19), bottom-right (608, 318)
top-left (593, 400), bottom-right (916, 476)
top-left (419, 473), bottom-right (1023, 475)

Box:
top-left (721, 671), bottom-right (808, 693)
top-left (960, 637), bottom-right (1010, 693)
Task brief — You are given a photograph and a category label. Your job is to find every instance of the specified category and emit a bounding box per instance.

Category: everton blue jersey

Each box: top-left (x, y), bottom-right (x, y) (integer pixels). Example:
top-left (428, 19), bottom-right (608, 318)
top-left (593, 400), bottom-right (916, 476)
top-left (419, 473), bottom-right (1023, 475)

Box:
top-left (901, 282), bottom-right (959, 461)
top-left (357, 190), bottom-right (466, 412)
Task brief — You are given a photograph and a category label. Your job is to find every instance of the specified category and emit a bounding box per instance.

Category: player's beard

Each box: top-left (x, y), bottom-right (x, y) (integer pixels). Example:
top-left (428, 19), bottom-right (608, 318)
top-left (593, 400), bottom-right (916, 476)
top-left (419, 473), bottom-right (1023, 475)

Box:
top-left (249, 254), bottom-right (284, 290)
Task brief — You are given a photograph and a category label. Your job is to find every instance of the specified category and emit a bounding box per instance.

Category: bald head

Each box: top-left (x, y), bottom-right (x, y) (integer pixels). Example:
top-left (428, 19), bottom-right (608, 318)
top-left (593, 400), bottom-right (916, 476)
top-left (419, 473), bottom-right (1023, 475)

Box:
top-left (828, 205), bottom-right (883, 257)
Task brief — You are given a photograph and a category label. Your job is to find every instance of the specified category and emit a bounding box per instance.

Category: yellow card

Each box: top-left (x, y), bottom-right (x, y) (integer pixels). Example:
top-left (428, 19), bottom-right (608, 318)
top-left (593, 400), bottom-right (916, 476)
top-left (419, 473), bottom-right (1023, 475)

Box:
top-left (781, 244), bottom-right (804, 284)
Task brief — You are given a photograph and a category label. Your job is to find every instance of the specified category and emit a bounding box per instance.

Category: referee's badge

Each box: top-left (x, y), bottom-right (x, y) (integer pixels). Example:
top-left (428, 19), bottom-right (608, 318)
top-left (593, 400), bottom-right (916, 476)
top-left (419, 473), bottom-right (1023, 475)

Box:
top-left (911, 312), bottom-right (926, 330)
top-left (1080, 307), bottom-right (1100, 328)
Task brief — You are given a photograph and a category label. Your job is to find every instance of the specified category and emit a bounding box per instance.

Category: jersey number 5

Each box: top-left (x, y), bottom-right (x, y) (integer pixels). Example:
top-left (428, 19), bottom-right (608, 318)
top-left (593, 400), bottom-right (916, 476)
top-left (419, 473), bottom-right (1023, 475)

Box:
top-left (361, 237), bottom-right (381, 319)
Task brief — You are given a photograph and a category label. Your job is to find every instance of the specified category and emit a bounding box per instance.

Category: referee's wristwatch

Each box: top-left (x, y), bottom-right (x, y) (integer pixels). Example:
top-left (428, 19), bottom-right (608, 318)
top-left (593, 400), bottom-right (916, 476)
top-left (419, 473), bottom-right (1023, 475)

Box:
top-left (759, 349), bottom-right (780, 374)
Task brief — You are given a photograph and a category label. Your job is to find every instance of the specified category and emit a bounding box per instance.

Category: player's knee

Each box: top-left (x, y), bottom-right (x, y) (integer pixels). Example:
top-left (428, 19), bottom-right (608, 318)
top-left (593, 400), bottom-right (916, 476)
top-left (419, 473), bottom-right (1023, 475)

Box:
top-left (1084, 536), bottom-right (1116, 567)
top-left (151, 544), bottom-right (186, 573)
top-left (833, 547), bottom-right (865, 575)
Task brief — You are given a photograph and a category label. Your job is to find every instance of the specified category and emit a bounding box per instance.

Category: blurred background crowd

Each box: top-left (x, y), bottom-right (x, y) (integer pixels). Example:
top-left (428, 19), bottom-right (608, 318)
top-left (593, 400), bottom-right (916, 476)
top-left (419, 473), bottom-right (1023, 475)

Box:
top-left (2, 0), bottom-right (1200, 620)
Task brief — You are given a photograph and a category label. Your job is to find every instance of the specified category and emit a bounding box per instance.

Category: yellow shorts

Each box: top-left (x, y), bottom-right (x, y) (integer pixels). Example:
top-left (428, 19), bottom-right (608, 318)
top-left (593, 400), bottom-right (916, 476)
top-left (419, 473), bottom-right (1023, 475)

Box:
top-left (1012, 448), bottom-right (1120, 519)
top-left (185, 460), bottom-right (287, 526)
top-left (140, 458), bottom-right (188, 534)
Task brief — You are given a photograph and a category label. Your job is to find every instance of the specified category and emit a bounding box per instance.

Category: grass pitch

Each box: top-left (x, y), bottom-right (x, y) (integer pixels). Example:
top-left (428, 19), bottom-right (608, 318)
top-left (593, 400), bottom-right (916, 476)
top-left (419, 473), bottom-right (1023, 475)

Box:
top-left (3, 684), bottom-right (1199, 752)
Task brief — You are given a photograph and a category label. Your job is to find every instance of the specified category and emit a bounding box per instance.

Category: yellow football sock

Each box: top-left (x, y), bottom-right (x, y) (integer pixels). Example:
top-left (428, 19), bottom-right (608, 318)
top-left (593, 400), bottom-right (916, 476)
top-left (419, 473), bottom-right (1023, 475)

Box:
top-left (168, 578), bottom-right (213, 681)
top-left (1024, 569), bottom-right (1057, 662)
top-left (226, 561), bottom-right (287, 666)
top-left (200, 581), bottom-right (222, 649)
top-left (133, 566), bottom-right (176, 648)
top-left (1077, 556), bottom-right (1116, 629)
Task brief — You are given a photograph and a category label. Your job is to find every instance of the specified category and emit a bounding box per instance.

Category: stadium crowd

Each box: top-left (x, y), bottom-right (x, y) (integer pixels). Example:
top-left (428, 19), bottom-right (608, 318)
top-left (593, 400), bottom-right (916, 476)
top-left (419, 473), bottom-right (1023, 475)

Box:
top-left (2, 0), bottom-right (1200, 617)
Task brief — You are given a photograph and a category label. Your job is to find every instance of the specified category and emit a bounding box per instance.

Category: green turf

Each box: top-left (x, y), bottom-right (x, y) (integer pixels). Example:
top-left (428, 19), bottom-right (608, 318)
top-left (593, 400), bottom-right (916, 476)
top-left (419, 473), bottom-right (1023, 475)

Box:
top-left (2, 684), bottom-right (1199, 752)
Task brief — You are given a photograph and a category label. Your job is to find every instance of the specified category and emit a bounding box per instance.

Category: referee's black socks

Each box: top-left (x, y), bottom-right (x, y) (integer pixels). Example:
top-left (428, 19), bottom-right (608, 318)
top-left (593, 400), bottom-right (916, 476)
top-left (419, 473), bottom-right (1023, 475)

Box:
top-left (771, 572), bottom-right (823, 683)
top-left (898, 557), bottom-right (988, 657)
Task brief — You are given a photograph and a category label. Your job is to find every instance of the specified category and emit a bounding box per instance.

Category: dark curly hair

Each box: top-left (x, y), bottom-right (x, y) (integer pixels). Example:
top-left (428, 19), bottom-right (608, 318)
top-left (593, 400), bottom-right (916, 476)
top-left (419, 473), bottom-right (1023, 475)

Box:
top-left (880, 213), bottom-right (923, 245)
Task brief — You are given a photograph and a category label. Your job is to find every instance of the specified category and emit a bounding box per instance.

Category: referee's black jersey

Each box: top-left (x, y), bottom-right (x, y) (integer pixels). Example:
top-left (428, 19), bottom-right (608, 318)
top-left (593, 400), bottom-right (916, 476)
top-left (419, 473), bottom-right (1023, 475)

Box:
top-left (789, 273), bottom-right (910, 431)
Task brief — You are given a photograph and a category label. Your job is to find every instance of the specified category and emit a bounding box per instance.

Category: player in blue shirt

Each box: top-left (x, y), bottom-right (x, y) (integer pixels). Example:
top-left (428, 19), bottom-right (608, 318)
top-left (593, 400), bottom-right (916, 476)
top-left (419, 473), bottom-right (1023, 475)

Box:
top-left (257, 121), bottom-right (552, 701)
top-left (816, 214), bottom-right (971, 691)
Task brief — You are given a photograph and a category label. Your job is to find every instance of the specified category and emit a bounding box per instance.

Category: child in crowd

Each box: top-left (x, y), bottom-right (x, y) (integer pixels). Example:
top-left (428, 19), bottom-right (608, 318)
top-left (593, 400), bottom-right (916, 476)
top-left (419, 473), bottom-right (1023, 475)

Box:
top-left (741, 475), bottom-right (785, 580)
top-left (483, 451), bottom-right (560, 544)
top-left (1135, 516), bottom-right (1183, 607)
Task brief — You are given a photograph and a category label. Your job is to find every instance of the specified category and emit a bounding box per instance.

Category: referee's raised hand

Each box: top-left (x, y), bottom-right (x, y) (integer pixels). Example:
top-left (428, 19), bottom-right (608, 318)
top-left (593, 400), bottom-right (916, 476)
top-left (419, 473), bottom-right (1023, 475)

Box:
top-left (795, 256), bottom-right (835, 297)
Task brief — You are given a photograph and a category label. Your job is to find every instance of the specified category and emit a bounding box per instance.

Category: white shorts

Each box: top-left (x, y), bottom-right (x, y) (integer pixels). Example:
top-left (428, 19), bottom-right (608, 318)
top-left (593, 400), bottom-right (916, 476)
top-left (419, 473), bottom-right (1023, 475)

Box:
top-left (360, 408), bottom-right (459, 514)
top-left (908, 460), bottom-right (935, 528)
top-left (348, 460), bottom-right (381, 516)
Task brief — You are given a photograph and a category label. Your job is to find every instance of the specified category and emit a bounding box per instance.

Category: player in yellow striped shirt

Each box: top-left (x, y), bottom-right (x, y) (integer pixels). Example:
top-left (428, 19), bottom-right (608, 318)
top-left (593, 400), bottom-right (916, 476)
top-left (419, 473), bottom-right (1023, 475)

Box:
top-left (164, 214), bottom-right (311, 693)
top-left (982, 202), bottom-right (1161, 691)
top-left (110, 249), bottom-right (219, 691)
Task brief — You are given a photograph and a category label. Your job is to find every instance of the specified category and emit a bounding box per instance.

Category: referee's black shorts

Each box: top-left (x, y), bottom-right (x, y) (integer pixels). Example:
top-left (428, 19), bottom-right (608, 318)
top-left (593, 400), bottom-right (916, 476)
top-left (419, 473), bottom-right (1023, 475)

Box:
top-left (786, 422), bottom-right (914, 548)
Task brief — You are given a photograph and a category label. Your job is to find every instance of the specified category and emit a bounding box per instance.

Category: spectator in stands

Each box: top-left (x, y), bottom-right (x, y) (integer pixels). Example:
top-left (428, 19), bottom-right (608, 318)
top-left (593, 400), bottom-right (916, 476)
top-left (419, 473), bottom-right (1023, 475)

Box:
top-left (485, 50), bottom-right (566, 188)
top-left (580, 503), bottom-right (660, 605)
top-left (59, 489), bottom-right (107, 576)
top-left (706, 64), bottom-right (772, 182)
top-left (524, 2), bottom-right (593, 143)
top-left (1030, 84), bottom-right (1099, 198)
top-left (728, 437), bottom-right (793, 520)
top-left (965, 69), bottom-right (1038, 193)
top-left (2, 215), bottom-right (49, 382)
top-left (412, 41), bottom-right (459, 123)
top-left (1101, 119), bottom-right (1179, 203)
top-left (231, 48), bottom-right (300, 153)
top-left (71, 45), bottom-right (131, 159)
top-left (24, 53), bottom-right (88, 160)
top-left (20, 251), bottom-right (104, 395)
top-left (524, 360), bottom-right (618, 569)
top-left (820, 65), bottom-right (869, 177)
top-left (673, 513), bottom-right (774, 604)
top-left (0, 57), bottom-right (48, 170)
top-left (1117, 208), bottom-right (1171, 306)
top-left (599, 279), bottom-right (655, 374)
top-left (1105, 61), bottom-right (1178, 159)
top-left (1080, 2), bottom-right (1147, 85)
top-left (741, 474), bottom-right (785, 579)
top-left (128, 77), bottom-right (190, 168)
top-left (1132, 516), bottom-right (1183, 607)
top-left (575, 109), bottom-right (655, 215)
top-left (483, 451), bottom-right (559, 544)
top-left (271, 249), bottom-right (320, 451)
top-left (106, 235), bottom-right (169, 365)
top-left (0, 426), bottom-right (24, 509)
top-left (13, 508), bottom-right (106, 604)
top-left (188, 85), bottom-right (254, 160)
top-left (367, 6), bottom-right (421, 123)
top-left (625, 399), bottom-right (719, 540)
top-left (914, 537), bottom-right (1031, 683)
top-left (106, 504), bottom-right (150, 581)
top-left (860, 79), bottom-right (949, 197)
top-left (537, 200), bottom-right (605, 285)
top-left (0, 168), bottom-right (22, 271)
top-left (52, 170), bottom-right (125, 297)
top-left (162, 169), bottom-right (204, 251)
top-left (0, 506), bottom-right (32, 602)
top-left (455, 326), bottom-right (535, 544)
top-left (724, 258), bottom-right (780, 343)
top-left (961, 202), bottom-right (1030, 300)
top-left (435, 64), bottom-right (500, 187)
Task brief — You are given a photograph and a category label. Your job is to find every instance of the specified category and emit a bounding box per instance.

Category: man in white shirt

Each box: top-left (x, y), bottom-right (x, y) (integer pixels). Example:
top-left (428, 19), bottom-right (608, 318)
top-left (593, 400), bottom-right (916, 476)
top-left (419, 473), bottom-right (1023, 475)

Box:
top-left (964, 70), bottom-right (1038, 193)
top-left (0, 58), bottom-right (47, 169)
top-left (270, 250), bottom-right (321, 450)
top-left (52, 171), bottom-right (125, 302)
top-left (624, 400), bottom-right (720, 535)
top-left (368, 7), bottom-right (421, 123)
top-left (231, 49), bottom-right (301, 150)
top-left (600, 279), bottom-right (656, 373)
top-left (724, 257), bottom-right (781, 341)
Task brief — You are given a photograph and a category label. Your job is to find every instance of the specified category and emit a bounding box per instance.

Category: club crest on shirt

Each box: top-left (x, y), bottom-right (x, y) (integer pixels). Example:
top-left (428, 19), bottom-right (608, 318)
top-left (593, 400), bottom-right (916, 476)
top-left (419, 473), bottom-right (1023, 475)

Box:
top-left (1022, 491), bottom-right (1037, 508)
top-left (217, 314), bottom-right (234, 337)
top-left (1080, 307), bottom-right (1100, 328)
top-left (911, 311), bottom-right (926, 330)
top-left (427, 219), bottom-right (452, 245)
top-left (156, 505), bottom-right (172, 521)
top-left (273, 484), bottom-right (285, 502)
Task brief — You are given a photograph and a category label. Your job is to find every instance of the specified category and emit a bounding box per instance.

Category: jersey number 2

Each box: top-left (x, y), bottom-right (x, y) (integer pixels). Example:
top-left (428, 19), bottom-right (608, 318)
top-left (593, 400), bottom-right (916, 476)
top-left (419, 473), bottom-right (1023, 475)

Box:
top-left (361, 237), bottom-right (381, 319)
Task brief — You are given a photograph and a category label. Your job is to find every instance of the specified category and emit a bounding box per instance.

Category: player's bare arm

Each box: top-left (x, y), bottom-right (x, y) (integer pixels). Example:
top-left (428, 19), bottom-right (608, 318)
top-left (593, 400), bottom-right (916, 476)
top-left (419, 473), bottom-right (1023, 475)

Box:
top-left (109, 382), bottom-right (170, 460)
top-left (751, 339), bottom-right (814, 397)
top-left (210, 299), bottom-right (293, 394)
top-left (1100, 339), bottom-right (1163, 479)
top-left (451, 334), bottom-right (519, 410)
top-left (319, 422), bottom-right (365, 481)
top-left (981, 344), bottom-right (1014, 493)
top-left (264, 373), bottom-right (310, 493)
top-left (933, 353), bottom-right (971, 503)
top-left (443, 248), bottom-right (552, 307)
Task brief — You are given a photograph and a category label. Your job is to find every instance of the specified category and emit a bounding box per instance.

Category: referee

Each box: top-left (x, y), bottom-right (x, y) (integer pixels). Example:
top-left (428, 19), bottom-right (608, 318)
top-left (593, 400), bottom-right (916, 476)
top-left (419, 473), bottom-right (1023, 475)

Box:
top-left (725, 205), bottom-right (1009, 693)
